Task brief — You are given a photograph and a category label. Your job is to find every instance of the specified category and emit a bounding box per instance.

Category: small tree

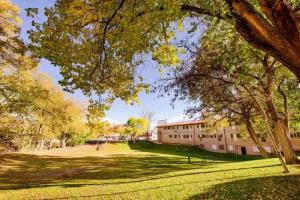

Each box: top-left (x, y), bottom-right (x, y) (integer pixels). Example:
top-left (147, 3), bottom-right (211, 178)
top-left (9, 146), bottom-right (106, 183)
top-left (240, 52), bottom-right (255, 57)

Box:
top-left (125, 117), bottom-right (149, 144)
top-left (140, 109), bottom-right (155, 141)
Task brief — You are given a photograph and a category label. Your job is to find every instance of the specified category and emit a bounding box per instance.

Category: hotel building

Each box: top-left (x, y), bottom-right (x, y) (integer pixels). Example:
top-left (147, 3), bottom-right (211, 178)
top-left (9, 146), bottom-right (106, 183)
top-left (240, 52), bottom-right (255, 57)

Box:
top-left (157, 120), bottom-right (300, 155)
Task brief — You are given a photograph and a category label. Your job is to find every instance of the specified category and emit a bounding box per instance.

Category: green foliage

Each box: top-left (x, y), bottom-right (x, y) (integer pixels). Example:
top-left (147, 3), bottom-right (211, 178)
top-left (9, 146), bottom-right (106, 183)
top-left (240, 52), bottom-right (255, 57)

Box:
top-left (125, 117), bottom-right (149, 137)
top-left (0, 0), bottom-right (89, 150)
top-left (26, 0), bottom-right (300, 115)
top-left (26, 0), bottom-right (231, 112)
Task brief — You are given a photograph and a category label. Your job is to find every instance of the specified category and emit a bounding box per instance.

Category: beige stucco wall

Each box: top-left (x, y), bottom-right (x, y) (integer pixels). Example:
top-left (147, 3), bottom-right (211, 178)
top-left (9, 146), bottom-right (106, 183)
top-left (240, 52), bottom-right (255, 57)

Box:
top-left (158, 123), bottom-right (299, 156)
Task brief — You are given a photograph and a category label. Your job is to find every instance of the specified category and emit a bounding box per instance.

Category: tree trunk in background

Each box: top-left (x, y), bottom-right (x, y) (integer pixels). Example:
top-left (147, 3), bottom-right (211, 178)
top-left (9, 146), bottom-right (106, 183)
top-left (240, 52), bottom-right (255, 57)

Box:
top-left (48, 139), bottom-right (53, 150)
top-left (132, 135), bottom-right (136, 144)
top-left (244, 119), bottom-right (270, 158)
top-left (19, 128), bottom-right (24, 151)
top-left (28, 139), bottom-right (32, 150)
top-left (39, 138), bottom-right (45, 150)
top-left (60, 137), bottom-right (66, 148)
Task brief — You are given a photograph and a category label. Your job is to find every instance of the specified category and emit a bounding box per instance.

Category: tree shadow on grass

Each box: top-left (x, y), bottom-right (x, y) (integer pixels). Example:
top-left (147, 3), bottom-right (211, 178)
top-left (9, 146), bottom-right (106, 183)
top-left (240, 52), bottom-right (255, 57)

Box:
top-left (0, 152), bottom-right (215, 190)
top-left (40, 174), bottom-right (257, 200)
top-left (188, 174), bottom-right (300, 200)
top-left (129, 141), bottom-right (261, 162)
top-left (0, 150), bottom-right (276, 191)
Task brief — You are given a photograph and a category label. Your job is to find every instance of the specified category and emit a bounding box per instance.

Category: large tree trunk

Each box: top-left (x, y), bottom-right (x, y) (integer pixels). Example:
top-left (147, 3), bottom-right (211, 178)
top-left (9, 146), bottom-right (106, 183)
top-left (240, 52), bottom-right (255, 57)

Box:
top-left (273, 119), bottom-right (299, 164)
top-left (264, 85), bottom-right (299, 164)
top-left (182, 0), bottom-right (300, 80)
top-left (263, 56), bottom-right (299, 164)
top-left (243, 85), bottom-right (289, 172)
top-left (231, 0), bottom-right (300, 80)
top-left (244, 119), bottom-right (270, 158)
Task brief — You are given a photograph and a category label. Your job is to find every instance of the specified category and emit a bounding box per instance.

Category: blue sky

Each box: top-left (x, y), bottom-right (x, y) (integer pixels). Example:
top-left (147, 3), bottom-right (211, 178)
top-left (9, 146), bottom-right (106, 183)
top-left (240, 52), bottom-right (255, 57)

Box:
top-left (13, 0), bottom-right (196, 126)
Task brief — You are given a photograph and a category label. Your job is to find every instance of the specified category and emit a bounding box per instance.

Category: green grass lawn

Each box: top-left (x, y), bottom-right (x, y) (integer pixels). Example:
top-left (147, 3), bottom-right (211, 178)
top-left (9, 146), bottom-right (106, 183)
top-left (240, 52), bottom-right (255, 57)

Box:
top-left (0, 142), bottom-right (299, 200)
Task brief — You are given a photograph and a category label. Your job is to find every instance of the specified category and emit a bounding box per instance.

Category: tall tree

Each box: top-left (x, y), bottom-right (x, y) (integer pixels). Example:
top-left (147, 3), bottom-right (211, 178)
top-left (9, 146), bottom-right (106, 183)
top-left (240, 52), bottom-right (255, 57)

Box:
top-left (165, 20), bottom-right (299, 164)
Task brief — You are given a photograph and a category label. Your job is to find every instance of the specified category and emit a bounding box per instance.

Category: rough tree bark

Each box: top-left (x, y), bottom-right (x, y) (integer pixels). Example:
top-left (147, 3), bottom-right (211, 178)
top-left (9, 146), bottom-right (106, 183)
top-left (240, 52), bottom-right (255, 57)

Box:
top-left (243, 86), bottom-right (289, 172)
top-left (263, 59), bottom-right (299, 164)
top-left (266, 100), bottom-right (299, 164)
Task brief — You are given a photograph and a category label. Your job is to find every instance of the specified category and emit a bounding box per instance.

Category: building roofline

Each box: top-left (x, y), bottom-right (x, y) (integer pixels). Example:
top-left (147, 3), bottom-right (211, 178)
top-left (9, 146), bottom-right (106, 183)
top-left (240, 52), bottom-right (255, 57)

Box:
top-left (156, 120), bottom-right (206, 127)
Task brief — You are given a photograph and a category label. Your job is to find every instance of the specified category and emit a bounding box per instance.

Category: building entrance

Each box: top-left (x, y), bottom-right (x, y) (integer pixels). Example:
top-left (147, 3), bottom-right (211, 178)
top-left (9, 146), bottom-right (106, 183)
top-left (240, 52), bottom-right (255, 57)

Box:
top-left (241, 147), bottom-right (247, 155)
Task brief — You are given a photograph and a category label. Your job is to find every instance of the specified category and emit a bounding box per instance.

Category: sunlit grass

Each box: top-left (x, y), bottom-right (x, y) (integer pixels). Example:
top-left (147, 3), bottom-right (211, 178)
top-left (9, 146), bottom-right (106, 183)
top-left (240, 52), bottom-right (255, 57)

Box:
top-left (0, 142), bottom-right (299, 200)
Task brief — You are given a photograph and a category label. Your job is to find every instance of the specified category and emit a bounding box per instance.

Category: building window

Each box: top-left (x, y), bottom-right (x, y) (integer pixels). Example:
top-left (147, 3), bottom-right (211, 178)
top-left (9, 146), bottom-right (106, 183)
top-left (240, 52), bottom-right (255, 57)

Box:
top-left (214, 134), bottom-right (217, 138)
top-left (230, 134), bottom-right (234, 138)
top-left (218, 135), bottom-right (222, 141)
top-left (201, 124), bottom-right (205, 128)
top-left (197, 125), bottom-right (199, 128)
top-left (210, 135), bottom-right (213, 138)
top-left (228, 145), bottom-right (234, 151)
top-left (183, 135), bottom-right (190, 139)
top-left (198, 134), bottom-right (201, 138)
top-left (202, 134), bottom-right (206, 138)
top-left (219, 145), bottom-right (225, 150)
top-left (253, 146), bottom-right (259, 153)
top-left (178, 135), bottom-right (180, 138)
top-left (264, 146), bottom-right (272, 153)
top-left (291, 132), bottom-right (300, 138)
top-left (212, 144), bottom-right (218, 150)
top-left (174, 135), bottom-right (177, 139)
top-left (236, 133), bottom-right (241, 138)
top-left (191, 135), bottom-right (193, 138)
top-left (169, 135), bottom-right (173, 138)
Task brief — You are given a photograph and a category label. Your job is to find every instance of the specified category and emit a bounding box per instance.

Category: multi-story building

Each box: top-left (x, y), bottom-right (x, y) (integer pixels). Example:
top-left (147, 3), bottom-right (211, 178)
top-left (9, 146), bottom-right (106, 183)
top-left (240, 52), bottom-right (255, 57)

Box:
top-left (157, 120), bottom-right (300, 155)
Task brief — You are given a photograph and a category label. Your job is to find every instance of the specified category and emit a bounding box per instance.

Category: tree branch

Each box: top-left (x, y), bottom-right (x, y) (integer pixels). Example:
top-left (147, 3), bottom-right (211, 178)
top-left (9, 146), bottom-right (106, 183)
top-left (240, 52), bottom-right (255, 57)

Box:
top-left (181, 4), bottom-right (233, 20)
